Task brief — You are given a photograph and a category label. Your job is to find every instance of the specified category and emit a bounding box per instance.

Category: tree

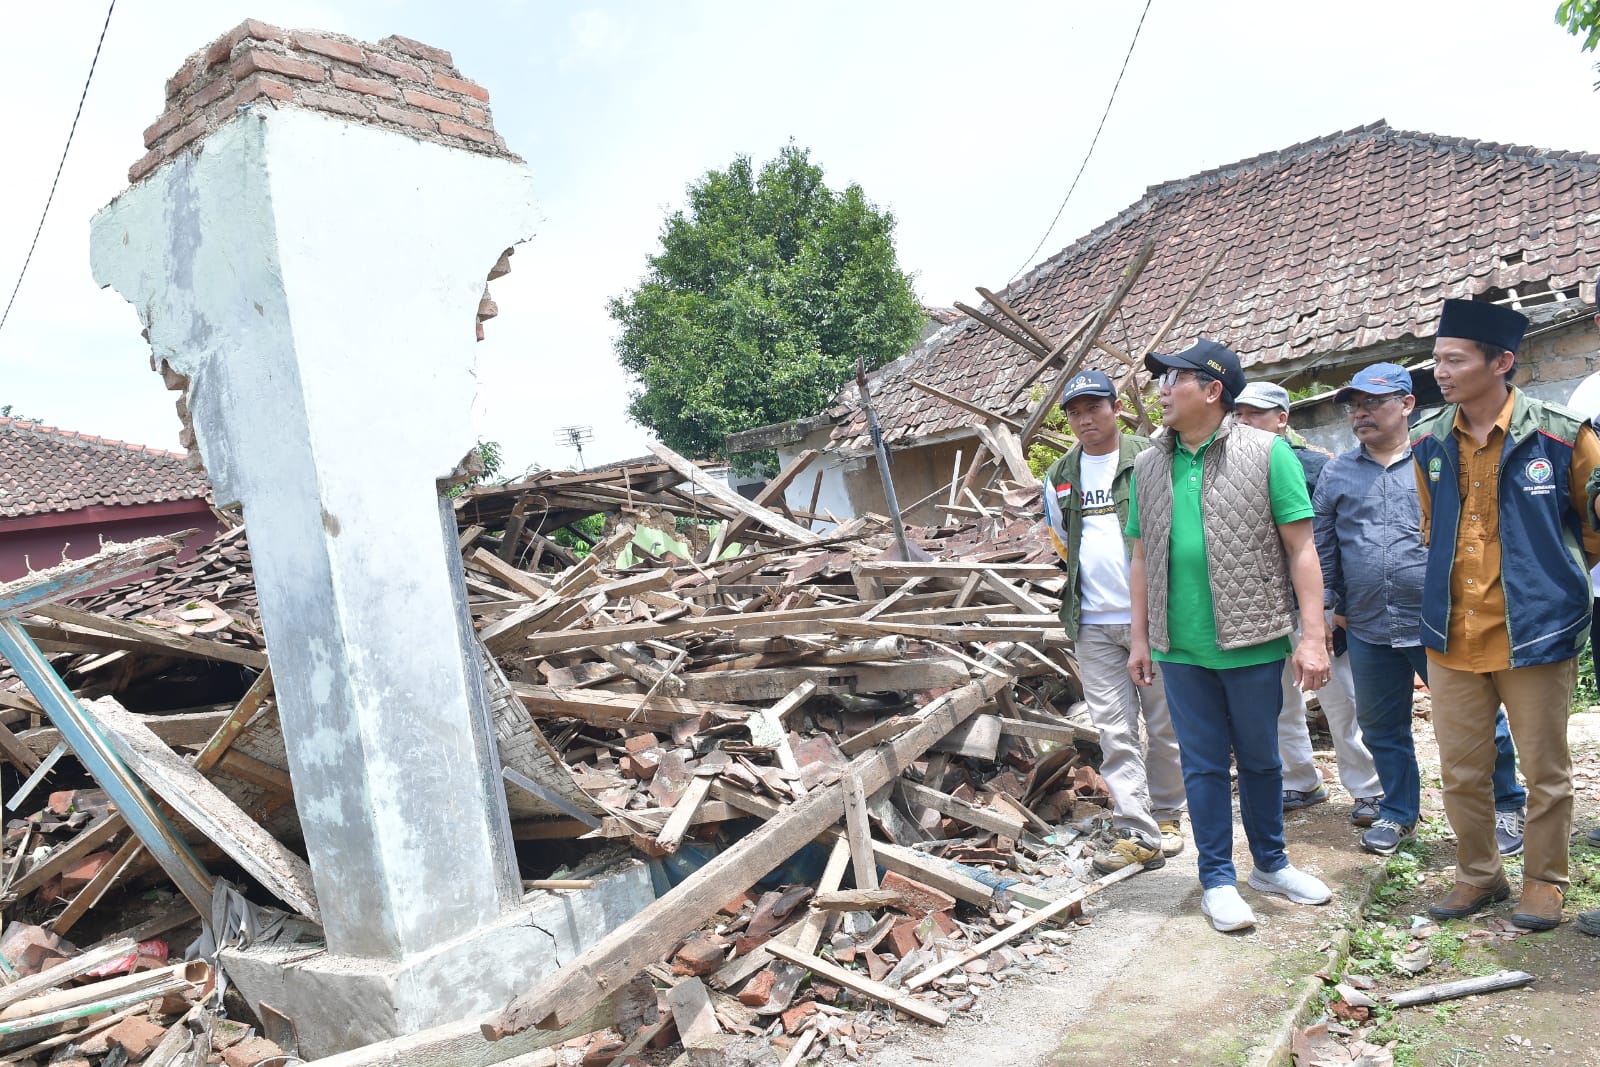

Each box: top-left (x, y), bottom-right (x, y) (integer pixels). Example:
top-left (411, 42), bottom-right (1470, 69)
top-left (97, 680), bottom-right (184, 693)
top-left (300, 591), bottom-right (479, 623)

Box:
top-left (609, 144), bottom-right (925, 463)
top-left (1557, 0), bottom-right (1600, 50)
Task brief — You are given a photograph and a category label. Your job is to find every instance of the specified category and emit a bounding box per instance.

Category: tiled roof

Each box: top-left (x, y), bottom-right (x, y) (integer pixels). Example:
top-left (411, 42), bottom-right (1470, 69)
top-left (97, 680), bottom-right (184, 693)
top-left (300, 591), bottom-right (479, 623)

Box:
top-left (830, 121), bottom-right (1600, 450)
top-left (0, 418), bottom-right (210, 519)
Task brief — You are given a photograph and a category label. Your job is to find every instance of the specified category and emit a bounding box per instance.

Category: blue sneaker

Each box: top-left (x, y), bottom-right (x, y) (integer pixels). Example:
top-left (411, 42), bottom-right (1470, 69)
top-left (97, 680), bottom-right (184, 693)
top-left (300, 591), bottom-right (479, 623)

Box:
top-left (1495, 809), bottom-right (1525, 857)
top-left (1360, 818), bottom-right (1415, 856)
top-left (1282, 783), bottom-right (1329, 811)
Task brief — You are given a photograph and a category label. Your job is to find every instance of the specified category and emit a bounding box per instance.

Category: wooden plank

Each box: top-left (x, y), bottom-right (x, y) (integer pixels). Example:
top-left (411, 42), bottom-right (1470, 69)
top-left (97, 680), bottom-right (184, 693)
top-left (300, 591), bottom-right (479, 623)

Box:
top-left (0, 718), bottom-right (40, 775)
top-left (515, 601), bottom-right (871, 656)
top-left (899, 781), bottom-right (1024, 838)
top-left (0, 938), bottom-right (137, 1012)
top-left (869, 842), bottom-right (995, 909)
top-left (718, 449), bottom-right (821, 548)
top-left (194, 666), bottom-right (273, 774)
top-left (974, 424), bottom-right (1034, 485)
top-left (677, 659), bottom-right (970, 703)
top-left (854, 561), bottom-right (1060, 580)
top-left (468, 548), bottom-right (555, 601)
top-left (484, 666), bottom-right (1014, 1038)
top-left (842, 770), bottom-right (878, 891)
top-left (838, 716), bottom-right (916, 757)
top-left (1018, 239), bottom-right (1154, 449)
top-left (664, 976), bottom-right (722, 1052)
top-left (0, 538), bottom-right (182, 618)
top-left (810, 889), bottom-right (902, 911)
top-left (654, 776), bottom-right (713, 853)
top-left (7, 813), bottom-right (125, 898)
top-left (648, 441), bottom-right (819, 545)
top-left (84, 697), bottom-right (319, 923)
top-left (904, 863), bottom-right (1142, 990)
top-left (997, 717), bottom-right (1098, 745)
top-left (513, 685), bottom-right (748, 728)
top-left (978, 568), bottom-right (1055, 616)
top-left (30, 604), bottom-right (266, 669)
top-left (763, 941), bottom-right (947, 1026)
top-left (51, 837), bottom-right (143, 936)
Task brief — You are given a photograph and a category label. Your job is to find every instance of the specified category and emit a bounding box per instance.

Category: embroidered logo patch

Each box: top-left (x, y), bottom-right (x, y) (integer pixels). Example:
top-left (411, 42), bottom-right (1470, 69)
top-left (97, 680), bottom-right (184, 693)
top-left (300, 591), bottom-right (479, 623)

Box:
top-left (1525, 458), bottom-right (1553, 484)
top-left (1428, 457), bottom-right (1441, 482)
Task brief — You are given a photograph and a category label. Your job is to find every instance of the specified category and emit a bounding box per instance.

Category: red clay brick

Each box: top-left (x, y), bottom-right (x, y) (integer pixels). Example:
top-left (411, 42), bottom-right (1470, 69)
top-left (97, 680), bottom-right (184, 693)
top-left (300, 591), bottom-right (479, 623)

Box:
top-left (439, 118), bottom-right (492, 145)
top-left (303, 90), bottom-right (370, 121)
top-left (292, 31), bottom-right (365, 65)
top-left (47, 790), bottom-right (77, 816)
top-left (381, 35), bottom-right (453, 65)
top-left (886, 916), bottom-right (922, 958)
top-left (332, 70), bottom-right (398, 99)
top-left (106, 1016), bottom-right (166, 1060)
top-left (373, 101), bottom-right (435, 132)
top-left (230, 73), bottom-right (295, 109)
top-left (433, 72), bottom-right (489, 102)
top-left (129, 149), bottom-right (163, 183)
top-left (206, 19), bottom-right (287, 68)
top-left (881, 870), bottom-right (955, 918)
top-left (623, 733), bottom-right (661, 755)
top-left (365, 52), bottom-right (426, 83)
top-left (223, 1037), bottom-right (285, 1067)
top-left (165, 62), bottom-right (198, 99)
top-left (183, 76), bottom-right (232, 117)
top-left (231, 49), bottom-right (326, 85)
top-left (164, 116), bottom-right (206, 155)
top-left (780, 1001), bottom-right (818, 1035)
top-left (143, 110), bottom-right (183, 149)
top-left (62, 851), bottom-right (112, 892)
top-left (462, 103), bottom-right (488, 127)
top-left (401, 88), bottom-right (461, 117)
top-left (736, 967), bottom-right (777, 1006)
top-left (670, 935), bottom-right (725, 977)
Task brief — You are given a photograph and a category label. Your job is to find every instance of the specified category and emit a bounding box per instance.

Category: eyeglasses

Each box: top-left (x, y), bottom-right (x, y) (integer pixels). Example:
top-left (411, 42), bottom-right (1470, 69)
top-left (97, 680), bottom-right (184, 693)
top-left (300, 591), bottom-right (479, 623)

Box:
top-left (1340, 395), bottom-right (1401, 415)
top-left (1158, 368), bottom-right (1202, 390)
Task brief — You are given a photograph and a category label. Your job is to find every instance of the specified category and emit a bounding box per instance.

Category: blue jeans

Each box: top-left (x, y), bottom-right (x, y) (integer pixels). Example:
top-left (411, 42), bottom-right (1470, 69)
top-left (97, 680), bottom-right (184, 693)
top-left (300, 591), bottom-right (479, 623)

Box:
top-left (1159, 659), bottom-right (1287, 889)
top-left (1345, 636), bottom-right (1525, 825)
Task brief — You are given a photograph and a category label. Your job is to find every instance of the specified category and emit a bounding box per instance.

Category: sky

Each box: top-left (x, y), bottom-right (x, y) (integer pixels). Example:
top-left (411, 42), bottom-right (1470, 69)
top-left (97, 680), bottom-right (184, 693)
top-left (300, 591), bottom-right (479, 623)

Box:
top-left (2, 1), bottom-right (1598, 475)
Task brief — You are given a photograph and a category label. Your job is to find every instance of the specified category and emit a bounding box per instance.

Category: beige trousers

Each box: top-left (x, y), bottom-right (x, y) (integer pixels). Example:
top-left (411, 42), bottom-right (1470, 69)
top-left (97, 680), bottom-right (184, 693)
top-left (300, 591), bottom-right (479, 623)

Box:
top-left (1427, 658), bottom-right (1576, 889)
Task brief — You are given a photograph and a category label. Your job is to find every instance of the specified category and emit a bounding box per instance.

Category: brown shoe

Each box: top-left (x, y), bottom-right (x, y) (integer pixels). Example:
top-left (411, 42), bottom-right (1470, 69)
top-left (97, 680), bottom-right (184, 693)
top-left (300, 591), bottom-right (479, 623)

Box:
top-left (1427, 879), bottom-right (1511, 920)
top-left (1510, 879), bottom-right (1565, 931)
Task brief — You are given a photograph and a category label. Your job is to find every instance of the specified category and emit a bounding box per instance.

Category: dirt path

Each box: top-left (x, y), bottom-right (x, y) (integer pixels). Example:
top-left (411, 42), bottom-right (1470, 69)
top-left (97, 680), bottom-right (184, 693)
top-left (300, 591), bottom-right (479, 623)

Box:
top-left (867, 711), bottom-right (1600, 1067)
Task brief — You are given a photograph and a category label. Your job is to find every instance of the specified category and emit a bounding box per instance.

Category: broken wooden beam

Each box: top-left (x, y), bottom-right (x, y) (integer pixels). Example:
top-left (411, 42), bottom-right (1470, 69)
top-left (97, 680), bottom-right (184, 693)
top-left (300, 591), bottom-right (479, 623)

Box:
top-left (763, 940), bottom-right (947, 1026)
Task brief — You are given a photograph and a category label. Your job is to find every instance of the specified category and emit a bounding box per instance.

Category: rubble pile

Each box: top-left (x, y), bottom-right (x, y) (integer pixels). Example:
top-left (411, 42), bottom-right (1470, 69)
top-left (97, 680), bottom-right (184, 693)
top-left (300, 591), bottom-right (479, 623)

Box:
top-left (0, 445), bottom-right (1151, 1066)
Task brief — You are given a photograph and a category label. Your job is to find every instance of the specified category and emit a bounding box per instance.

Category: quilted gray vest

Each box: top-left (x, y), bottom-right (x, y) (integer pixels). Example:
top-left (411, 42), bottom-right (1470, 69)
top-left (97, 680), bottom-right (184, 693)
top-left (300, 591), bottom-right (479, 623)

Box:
top-left (1134, 419), bottom-right (1296, 653)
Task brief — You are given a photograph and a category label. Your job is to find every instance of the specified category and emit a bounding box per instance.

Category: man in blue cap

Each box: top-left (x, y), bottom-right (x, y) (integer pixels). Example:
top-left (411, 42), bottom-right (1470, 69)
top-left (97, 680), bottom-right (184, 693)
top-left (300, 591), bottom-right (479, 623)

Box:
top-left (1042, 369), bottom-right (1186, 873)
top-left (1412, 298), bottom-right (1600, 931)
top-left (1127, 339), bottom-right (1333, 933)
top-left (1315, 362), bottom-right (1525, 856)
top-left (1235, 381), bottom-right (1384, 829)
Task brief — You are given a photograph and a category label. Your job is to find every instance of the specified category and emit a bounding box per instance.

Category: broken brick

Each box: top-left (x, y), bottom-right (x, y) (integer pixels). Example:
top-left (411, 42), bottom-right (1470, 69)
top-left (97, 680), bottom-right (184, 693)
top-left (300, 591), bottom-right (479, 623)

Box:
top-left (223, 1037), bottom-right (286, 1067)
top-left (882, 871), bottom-right (956, 918)
top-left (781, 1001), bottom-right (819, 1035)
top-left (747, 885), bottom-right (814, 938)
top-left (106, 1016), bottom-right (167, 1060)
top-left (736, 967), bottom-right (777, 1007)
top-left (886, 916), bottom-right (922, 958)
top-left (671, 934), bottom-right (726, 977)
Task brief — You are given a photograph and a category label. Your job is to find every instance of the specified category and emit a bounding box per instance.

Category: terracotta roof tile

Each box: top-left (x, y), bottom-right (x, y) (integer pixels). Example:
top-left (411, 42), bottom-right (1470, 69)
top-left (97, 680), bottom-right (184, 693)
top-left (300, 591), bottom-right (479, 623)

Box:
top-left (827, 122), bottom-right (1600, 451)
top-left (0, 418), bottom-right (209, 519)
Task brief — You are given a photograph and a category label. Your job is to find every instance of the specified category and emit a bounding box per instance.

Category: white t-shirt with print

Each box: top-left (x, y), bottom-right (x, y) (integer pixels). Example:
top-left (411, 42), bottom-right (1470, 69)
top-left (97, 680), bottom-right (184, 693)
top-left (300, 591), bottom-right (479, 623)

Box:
top-left (1076, 450), bottom-right (1131, 625)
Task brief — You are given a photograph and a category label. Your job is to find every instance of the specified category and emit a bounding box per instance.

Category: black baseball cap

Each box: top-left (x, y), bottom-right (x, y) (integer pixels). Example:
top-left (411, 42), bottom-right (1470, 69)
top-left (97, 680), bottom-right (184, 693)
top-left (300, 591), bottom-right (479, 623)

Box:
top-left (1145, 338), bottom-right (1247, 401)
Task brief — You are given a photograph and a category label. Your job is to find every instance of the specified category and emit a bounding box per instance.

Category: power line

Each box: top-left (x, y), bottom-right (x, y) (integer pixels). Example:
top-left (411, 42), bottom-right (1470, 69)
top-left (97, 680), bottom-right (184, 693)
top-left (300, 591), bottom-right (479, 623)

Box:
top-left (0, 0), bottom-right (118, 337)
top-left (1008, 0), bottom-right (1154, 285)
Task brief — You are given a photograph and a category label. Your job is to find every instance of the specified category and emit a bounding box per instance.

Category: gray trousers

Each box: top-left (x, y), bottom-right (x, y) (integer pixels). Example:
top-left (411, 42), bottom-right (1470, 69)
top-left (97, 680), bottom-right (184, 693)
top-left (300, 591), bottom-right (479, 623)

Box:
top-left (1077, 622), bottom-right (1187, 841)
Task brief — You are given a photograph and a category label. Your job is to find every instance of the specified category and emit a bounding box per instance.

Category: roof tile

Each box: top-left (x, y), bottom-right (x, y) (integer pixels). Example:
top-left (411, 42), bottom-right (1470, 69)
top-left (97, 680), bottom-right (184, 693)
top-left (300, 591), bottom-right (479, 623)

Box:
top-left (0, 419), bottom-right (209, 519)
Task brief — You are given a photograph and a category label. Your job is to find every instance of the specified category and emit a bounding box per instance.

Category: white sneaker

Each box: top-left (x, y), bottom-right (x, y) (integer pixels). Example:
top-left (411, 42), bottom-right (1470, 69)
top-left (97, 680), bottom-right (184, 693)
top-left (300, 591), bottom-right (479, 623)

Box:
top-left (1200, 885), bottom-right (1257, 932)
top-left (1248, 863), bottom-right (1332, 905)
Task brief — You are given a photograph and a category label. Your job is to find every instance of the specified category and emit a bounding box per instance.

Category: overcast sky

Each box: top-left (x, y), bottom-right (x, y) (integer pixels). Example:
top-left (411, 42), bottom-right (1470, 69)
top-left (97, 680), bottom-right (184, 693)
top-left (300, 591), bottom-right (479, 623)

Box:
top-left (2, 1), bottom-right (1597, 474)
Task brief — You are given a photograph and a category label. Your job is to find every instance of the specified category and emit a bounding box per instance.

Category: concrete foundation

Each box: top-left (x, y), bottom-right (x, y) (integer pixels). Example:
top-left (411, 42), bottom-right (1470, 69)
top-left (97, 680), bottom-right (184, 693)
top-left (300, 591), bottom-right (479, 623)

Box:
top-left (221, 860), bottom-right (656, 1058)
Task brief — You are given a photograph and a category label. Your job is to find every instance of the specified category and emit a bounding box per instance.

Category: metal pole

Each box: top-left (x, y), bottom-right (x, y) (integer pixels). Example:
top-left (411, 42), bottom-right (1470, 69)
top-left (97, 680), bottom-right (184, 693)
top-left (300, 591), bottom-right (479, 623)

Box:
top-left (857, 355), bottom-right (914, 561)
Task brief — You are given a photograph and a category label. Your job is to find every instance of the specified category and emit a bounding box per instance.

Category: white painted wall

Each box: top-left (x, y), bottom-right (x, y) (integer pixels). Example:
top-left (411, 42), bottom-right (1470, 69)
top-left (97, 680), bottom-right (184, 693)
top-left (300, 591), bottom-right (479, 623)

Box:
top-left (91, 108), bottom-right (540, 962)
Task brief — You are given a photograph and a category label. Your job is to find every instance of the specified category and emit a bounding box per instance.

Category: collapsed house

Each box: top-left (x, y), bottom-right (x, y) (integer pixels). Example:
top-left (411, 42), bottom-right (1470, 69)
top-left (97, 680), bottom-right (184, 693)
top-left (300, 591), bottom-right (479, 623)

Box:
top-left (728, 123), bottom-right (1600, 515)
top-left (0, 19), bottom-right (1150, 1067)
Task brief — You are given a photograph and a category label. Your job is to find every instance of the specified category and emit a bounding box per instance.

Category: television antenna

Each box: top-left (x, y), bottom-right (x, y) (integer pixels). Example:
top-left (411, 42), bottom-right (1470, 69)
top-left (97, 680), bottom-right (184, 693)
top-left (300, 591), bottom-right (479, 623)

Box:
top-left (555, 425), bottom-right (594, 470)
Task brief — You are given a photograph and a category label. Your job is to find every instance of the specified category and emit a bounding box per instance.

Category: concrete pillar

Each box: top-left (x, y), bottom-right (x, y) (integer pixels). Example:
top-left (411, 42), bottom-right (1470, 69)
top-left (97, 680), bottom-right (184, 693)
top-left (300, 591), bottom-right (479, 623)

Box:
top-left (89, 26), bottom-right (536, 964)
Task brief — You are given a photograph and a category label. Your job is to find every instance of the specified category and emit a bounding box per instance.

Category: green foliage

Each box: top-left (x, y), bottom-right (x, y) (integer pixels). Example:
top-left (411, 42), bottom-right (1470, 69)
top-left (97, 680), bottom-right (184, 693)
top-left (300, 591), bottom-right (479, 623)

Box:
top-left (610, 143), bottom-right (925, 461)
top-left (444, 439), bottom-right (507, 499)
top-left (0, 404), bottom-right (10, 417)
top-left (1557, 0), bottom-right (1600, 50)
top-left (1026, 400), bottom-right (1073, 479)
top-left (1288, 381), bottom-right (1335, 402)
top-left (551, 512), bottom-right (607, 558)
top-left (1574, 642), bottom-right (1599, 711)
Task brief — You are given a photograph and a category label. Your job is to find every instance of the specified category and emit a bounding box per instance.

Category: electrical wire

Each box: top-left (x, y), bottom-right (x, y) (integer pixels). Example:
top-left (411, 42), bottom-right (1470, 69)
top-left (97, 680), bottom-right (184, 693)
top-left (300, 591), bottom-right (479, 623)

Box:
top-left (1008, 0), bottom-right (1154, 285)
top-left (0, 0), bottom-right (118, 337)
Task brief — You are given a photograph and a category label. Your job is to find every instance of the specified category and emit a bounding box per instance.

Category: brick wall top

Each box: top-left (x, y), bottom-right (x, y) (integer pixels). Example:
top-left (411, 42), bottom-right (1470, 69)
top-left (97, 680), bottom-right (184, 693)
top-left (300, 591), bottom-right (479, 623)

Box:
top-left (129, 19), bottom-right (517, 184)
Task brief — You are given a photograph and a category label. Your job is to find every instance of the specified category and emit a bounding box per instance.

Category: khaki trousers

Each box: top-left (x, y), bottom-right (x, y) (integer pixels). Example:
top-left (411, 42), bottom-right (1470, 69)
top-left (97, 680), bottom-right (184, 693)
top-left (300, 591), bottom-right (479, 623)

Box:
top-left (1427, 658), bottom-right (1576, 889)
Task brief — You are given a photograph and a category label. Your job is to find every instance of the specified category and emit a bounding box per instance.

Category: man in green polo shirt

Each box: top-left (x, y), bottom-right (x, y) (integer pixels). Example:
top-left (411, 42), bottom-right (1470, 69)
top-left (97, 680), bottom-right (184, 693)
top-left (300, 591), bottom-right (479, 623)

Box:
top-left (1127, 339), bottom-right (1334, 933)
